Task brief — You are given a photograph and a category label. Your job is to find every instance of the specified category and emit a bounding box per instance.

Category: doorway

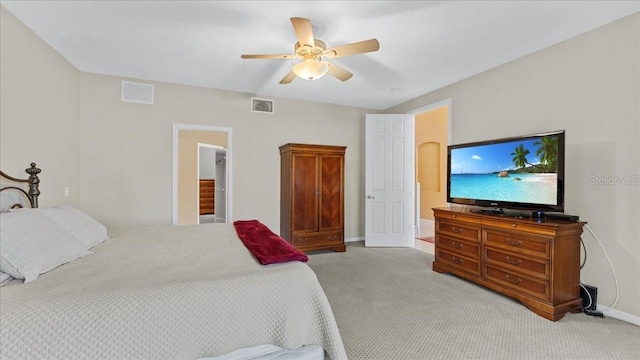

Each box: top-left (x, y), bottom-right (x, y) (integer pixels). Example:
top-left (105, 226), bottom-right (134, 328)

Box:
top-left (172, 124), bottom-right (233, 225)
top-left (197, 144), bottom-right (227, 224)
top-left (409, 99), bottom-right (452, 254)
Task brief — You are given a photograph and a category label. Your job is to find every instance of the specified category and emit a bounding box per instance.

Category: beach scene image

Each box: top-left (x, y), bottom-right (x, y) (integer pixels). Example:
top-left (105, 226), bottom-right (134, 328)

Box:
top-left (450, 136), bottom-right (559, 205)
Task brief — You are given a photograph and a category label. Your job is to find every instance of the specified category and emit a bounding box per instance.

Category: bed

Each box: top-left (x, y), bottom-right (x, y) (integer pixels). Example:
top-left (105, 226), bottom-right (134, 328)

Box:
top-left (0, 164), bottom-right (347, 360)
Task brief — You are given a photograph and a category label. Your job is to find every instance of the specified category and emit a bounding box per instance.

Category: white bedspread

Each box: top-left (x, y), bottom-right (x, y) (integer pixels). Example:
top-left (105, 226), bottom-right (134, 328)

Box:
top-left (0, 223), bottom-right (347, 360)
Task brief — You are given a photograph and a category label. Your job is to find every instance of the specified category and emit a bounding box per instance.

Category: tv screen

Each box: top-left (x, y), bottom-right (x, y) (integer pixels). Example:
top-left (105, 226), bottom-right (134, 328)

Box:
top-left (447, 130), bottom-right (565, 213)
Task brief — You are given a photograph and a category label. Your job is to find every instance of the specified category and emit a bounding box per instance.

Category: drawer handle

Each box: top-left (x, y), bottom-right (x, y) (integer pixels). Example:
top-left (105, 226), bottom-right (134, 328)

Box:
top-left (451, 226), bottom-right (464, 233)
top-left (506, 238), bottom-right (522, 246)
top-left (329, 235), bottom-right (337, 240)
top-left (505, 256), bottom-right (522, 265)
top-left (506, 274), bottom-right (522, 284)
top-left (452, 256), bottom-right (463, 264)
top-left (452, 241), bottom-right (463, 249)
top-left (299, 238), bottom-right (308, 243)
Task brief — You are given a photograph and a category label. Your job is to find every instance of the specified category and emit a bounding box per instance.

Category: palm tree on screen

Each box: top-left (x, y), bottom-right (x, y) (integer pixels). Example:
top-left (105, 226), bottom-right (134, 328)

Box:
top-left (534, 136), bottom-right (558, 172)
top-left (511, 144), bottom-right (530, 169)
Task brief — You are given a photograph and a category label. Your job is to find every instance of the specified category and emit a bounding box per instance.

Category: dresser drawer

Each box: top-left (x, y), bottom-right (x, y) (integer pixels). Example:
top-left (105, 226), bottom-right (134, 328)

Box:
top-left (437, 235), bottom-right (480, 259)
top-left (434, 210), bottom-right (481, 225)
top-left (200, 187), bottom-right (214, 195)
top-left (484, 230), bottom-right (550, 258)
top-left (483, 218), bottom-right (557, 237)
top-left (484, 265), bottom-right (550, 301)
top-left (436, 248), bottom-right (480, 275)
top-left (483, 247), bottom-right (549, 279)
top-left (292, 232), bottom-right (342, 247)
top-left (437, 221), bottom-right (481, 242)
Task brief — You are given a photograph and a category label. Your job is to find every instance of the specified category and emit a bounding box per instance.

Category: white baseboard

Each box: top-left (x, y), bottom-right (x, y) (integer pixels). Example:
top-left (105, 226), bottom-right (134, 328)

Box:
top-left (345, 236), bottom-right (364, 243)
top-left (598, 304), bottom-right (640, 325)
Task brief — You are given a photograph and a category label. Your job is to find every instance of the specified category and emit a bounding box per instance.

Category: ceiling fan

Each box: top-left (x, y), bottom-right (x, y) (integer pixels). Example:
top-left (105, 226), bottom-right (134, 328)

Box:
top-left (241, 17), bottom-right (380, 84)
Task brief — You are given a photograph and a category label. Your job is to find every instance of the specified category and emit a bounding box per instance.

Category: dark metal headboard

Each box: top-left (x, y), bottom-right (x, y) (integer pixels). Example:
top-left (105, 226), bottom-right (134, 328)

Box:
top-left (0, 163), bottom-right (41, 209)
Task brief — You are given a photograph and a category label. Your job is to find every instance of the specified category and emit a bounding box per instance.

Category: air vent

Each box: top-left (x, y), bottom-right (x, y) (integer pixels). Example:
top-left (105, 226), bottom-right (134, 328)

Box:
top-left (122, 81), bottom-right (154, 104)
top-left (251, 98), bottom-right (274, 114)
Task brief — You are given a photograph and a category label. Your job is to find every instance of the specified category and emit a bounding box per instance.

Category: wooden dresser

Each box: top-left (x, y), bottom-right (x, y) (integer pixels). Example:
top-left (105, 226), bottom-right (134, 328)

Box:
top-left (199, 179), bottom-right (215, 215)
top-left (432, 207), bottom-right (585, 321)
top-left (280, 143), bottom-right (346, 253)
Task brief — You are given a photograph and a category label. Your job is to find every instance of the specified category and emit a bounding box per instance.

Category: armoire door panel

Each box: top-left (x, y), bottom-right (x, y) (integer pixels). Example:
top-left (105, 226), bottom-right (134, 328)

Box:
top-left (321, 155), bottom-right (343, 230)
top-left (292, 154), bottom-right (319, 232)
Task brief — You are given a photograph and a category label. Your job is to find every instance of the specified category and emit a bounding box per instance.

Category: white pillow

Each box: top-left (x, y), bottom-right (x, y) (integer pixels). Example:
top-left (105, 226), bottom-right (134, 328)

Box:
top-left (0, 210), bottom-right (88, 282)
top-left (35, 205), bottom-right (109, 249)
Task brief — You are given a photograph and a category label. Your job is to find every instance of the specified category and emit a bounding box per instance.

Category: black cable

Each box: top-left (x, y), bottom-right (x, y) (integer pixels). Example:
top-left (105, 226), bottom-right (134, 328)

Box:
top-left (580, 237), bottom-right (587, 270)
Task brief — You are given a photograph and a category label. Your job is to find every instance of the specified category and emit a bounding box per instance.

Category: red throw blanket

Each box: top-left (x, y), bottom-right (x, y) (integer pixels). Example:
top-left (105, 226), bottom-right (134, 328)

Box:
top-left (233, 220), bottom-right (309, 265)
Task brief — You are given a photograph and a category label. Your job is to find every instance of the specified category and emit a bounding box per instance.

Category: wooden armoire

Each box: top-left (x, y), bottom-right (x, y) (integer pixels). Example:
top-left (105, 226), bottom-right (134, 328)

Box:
top-left (280, 143), bottom-right (346, 253)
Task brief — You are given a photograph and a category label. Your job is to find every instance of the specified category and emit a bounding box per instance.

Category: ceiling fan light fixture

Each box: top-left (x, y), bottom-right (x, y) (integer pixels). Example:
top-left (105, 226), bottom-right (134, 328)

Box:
top-left (293, 59), bottom-right (329, 80)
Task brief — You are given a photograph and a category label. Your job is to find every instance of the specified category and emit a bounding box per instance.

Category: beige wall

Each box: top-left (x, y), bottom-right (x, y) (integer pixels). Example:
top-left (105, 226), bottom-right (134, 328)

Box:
top-left (0, 7), bottom-right (80, 209)
top-left (415, 106), bottom-right (449, 219)
top-left (388, 14), bottom-right (640, 318)
top-left (73, 73), bottom-right (369, 236)
top-left (177, 130), bottom-right (227, 225)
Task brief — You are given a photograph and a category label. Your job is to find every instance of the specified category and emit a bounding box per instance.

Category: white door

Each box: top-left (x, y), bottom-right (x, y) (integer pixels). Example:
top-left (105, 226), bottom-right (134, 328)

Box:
top-left (365, 114), bottom-right (415, 247)
top-left (197, 143), bottom-right (218, 225)
top-left (214, 149), bottom-right (227, 223)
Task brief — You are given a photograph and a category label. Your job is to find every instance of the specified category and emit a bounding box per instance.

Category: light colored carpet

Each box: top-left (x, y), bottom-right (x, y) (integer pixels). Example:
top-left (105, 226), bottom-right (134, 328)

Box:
top-left (307, 242), bottom-right (640, 360)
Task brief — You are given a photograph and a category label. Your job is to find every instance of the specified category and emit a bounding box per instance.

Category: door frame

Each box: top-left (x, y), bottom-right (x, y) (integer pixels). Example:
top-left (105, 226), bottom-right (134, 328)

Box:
top-left (172, 123), bottom-right (233, 225)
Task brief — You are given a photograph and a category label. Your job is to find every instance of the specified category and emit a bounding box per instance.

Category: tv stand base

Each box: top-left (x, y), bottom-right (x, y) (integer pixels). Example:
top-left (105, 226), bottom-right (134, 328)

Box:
top-left (432, 207), bottom-right (585, 321)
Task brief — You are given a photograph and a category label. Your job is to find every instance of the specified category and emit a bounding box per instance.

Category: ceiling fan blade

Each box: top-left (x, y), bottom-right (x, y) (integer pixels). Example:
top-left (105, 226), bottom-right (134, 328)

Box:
top-left (290, 17), bottom-right (315, 47)
top-left (279, 71), bottom-right (297, 84)
top-left (324, 39), bottom-right (380, 58)
top-left (241, 54), bottom-right (297, 60)
top-left (327, 62), bottom-right (353, 82)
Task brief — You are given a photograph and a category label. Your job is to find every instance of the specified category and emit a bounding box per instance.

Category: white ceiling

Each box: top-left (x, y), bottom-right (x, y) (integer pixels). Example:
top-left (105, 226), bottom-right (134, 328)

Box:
top-left (2, 1), bottom-right (639, 110)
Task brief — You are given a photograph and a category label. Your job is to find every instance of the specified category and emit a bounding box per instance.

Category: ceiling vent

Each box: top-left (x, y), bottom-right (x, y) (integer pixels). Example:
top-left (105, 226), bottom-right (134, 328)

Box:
top-left (122, 81), bottom-right (154, 104)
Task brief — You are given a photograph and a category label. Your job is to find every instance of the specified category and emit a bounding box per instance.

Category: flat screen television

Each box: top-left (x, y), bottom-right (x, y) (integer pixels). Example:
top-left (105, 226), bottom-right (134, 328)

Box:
top-left (447, 130), bottom-right (565, 213)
